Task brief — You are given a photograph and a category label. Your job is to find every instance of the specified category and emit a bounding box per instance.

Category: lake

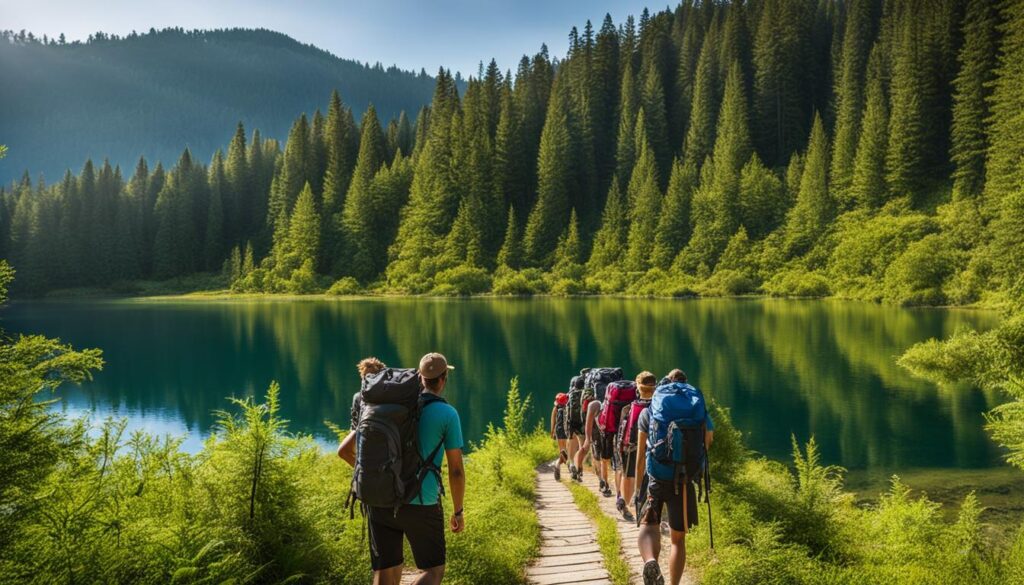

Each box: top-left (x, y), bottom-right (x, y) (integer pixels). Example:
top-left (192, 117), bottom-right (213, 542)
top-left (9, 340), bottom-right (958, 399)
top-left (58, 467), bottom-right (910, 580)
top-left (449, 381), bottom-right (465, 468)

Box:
top-left (0, 297), bottom-right (1006, 471)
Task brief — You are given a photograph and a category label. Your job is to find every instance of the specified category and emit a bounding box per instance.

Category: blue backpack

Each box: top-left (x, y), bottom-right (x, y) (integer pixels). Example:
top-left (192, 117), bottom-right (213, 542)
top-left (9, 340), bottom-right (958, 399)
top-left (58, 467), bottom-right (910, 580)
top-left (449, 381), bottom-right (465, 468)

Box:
top-left (646, 382), bottom-right (708, 485)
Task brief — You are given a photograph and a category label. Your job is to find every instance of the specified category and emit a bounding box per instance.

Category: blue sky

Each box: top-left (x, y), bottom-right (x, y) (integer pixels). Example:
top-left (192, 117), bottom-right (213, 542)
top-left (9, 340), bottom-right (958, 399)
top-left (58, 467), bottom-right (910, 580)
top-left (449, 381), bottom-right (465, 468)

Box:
top-left (2, 0), bottom-right (660, 77)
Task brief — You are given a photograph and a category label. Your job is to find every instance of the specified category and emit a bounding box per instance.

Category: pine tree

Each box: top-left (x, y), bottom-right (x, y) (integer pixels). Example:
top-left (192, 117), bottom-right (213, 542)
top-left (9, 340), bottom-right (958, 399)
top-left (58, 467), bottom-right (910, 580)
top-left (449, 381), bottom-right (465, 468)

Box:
top-left (886, 14), bottom-right (931, 202)
top-left (624, 112), bottom-right (661, 272)
top-left (830, 0), bottom-right (875, 208)
top-left (850, 45), bottom-right (889, 209)
top-left (321, 91), bottom-right (357, 271)
top-left (494, 76), bottom-right (528, 216)
top-left (224, 122), bottom-right (248, 246)
top-left (615, 57), bottom-right (640, 188)
top-left (204, 150), bottom-right (226, 270)
top-left (308, 109), bottom-right (327, 195)
top-left (683, 19), bottom-right (719, 169)
top-left (951, 0), bottom-right (998, 202)
top-left (784, 112), bottom-right (832, 257)
top-left (267, 114), bottom-right (310, 229)
top-left (672, 5), bottom-right (703, 151)
top-left (497, 206), bottom-right (523, 270)
top-left (523, 78), bottom-right (574, 268)
top-left (593, 14), bottom-right (621, 193)
top-left (553, 209), bottom-right (582, 272)
top-left (650, 159), bottom-right (697, 270)
top-left (587, 179), bottom-right (628, 270)
top-left (684, 63), bottom-right (751, 270)
top-left (738, 152), bottom-right (786, 239)
top-left (641, 61), bottom-right (671, 186)
top-left (753, 0), bottom-right (811, 166)
top-left (286, 182), bottom-right (321, 273)
top-left (982, 0), bottom-right (1024, 212)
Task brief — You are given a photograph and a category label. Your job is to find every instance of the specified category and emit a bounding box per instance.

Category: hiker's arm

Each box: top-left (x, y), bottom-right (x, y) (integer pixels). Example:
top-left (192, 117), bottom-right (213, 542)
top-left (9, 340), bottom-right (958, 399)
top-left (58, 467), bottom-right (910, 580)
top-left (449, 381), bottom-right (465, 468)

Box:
top-left (337, 431), bottom-right (356, 466)
top-left (705, 430), bottom-right (714, 449)
top-left (705, 412), bottom-right (715, 448)
top-left (446, 448), bottom-right (466, 533)
top-left (550, 407), bottom-right (557, 438)
top-left (583, 404), bottom-right (597, 447)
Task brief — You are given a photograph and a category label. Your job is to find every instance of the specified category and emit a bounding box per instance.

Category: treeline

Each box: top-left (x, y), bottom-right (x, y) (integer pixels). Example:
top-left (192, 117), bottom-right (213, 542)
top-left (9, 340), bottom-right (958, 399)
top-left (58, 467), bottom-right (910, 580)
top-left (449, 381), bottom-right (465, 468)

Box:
top-left (4, 0), bottom-right (1024, 306)
top-left (0, 27), bottom-right (440, 184)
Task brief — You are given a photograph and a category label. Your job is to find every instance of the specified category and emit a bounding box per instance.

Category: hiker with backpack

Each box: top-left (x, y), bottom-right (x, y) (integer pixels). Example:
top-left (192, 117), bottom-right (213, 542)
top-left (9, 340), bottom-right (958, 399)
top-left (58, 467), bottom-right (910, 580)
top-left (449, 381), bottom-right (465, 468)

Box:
top-left (550, 392), bottom-right (570, 481)
top-left (337, 353), bottom-right (466, 585)
top-left (600, 377), bottom-right (638, 510)
top-left (634, 369), bottom-right (714, 585)
top-left (583, 394), bottom-right (612, 495)
top-left (613, 371), bottom-right (656, 520)
top-left (565, 372), bottom-right (592, 482)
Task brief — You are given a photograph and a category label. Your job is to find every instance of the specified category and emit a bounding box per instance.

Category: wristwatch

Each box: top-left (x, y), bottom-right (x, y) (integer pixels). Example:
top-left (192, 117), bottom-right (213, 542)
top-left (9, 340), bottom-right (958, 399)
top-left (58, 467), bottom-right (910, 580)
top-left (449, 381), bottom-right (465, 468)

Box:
top-left (454, 508), bottom-right (464, 517)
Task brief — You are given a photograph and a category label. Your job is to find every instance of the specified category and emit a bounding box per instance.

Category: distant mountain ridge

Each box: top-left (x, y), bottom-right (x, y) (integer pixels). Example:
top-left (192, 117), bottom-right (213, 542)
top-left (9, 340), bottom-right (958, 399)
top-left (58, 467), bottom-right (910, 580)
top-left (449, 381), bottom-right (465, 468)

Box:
top-left (0, 27), bottom-right (441, 183)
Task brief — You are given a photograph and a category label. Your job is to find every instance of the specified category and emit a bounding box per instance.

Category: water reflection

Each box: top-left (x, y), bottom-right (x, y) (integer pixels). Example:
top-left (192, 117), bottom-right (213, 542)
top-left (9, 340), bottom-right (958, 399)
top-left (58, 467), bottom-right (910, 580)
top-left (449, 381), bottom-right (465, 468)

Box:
top-left (1, 297), bottom-right (1003, 469)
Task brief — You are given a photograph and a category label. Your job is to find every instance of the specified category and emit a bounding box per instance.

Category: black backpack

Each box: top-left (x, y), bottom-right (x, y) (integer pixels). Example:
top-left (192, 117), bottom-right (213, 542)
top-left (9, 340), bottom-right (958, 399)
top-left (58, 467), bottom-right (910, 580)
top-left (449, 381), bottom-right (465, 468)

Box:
top-left (347, 368), bottom-right (447, 514)
top-left (586, 367), bottom-right (624, 401)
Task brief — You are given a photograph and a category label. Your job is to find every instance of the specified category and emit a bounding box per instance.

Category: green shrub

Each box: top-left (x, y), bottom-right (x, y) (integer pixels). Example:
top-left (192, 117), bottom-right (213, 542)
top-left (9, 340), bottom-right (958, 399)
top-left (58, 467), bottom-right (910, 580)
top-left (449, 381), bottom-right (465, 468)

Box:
top-left (492, 268), bottom-right (548, 295)
top-left (431, 265), bottom-right (492, 296)
top-left (584, 265), bottom-right (631, 294)
top-left (763, 267), bottom-right (831, 297)
top-left (326, 276), bottom-right (361, 296)
top-left (702, 269), bottom-right (757, 296)
top-left (633, 268), bottom-right (699, 297)
top-left (882, 234), bottom-right (955, 305)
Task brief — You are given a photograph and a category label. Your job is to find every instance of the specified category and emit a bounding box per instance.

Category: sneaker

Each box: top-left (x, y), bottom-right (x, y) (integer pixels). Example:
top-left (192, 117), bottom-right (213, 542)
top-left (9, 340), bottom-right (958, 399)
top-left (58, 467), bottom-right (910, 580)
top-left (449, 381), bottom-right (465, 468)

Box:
top-left (616, 497), bottom-right (626, 512)
top-left (622, 508), bottom-right (635, 522)
top-left (643, 560), bottom-right (664, 585)
top-left (554, 466), bottom-right (561, 481)
top-left (601, 483), bottom-right (613, 497)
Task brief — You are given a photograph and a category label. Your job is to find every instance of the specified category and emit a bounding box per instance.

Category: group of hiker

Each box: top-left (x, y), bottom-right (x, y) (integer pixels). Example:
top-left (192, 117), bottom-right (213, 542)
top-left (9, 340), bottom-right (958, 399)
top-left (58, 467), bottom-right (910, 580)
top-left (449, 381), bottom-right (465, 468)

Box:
top-left (551, 367), bottom-right (714, 585)
top-left (337, 353), bottom-right (711, 585)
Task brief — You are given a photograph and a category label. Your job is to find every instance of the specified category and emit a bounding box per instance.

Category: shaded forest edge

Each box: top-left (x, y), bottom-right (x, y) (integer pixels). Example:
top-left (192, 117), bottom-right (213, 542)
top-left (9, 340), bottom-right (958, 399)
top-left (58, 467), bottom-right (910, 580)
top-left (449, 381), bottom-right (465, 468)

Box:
top-left (3, 0), bottom-right (1024, 311)
top-left (3, 260), bottom-right (1024, 584)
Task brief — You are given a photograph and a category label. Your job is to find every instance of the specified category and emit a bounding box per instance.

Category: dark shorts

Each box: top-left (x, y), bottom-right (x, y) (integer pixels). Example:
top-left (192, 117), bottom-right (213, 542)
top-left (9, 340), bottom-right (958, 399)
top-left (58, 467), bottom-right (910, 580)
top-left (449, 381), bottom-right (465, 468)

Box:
top-left (569, 423), bottom-right (585, 439)
top-left (555, 424), bottom-right (569, 441)
top-left (641, 479), bottom-right (699, 532)
top-left (367, 504), bottom-right (445, 570)
top-left (592, 431), bottom-right (614, 460)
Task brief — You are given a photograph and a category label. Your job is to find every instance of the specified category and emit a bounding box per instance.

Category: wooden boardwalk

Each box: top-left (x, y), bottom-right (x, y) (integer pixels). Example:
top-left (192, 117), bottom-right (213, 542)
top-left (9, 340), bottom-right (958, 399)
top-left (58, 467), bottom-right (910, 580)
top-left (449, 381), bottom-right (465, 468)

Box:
top-left (579, 467), bottom-right (697, 585)
top-left (526, 462), bottom-right (613, 585)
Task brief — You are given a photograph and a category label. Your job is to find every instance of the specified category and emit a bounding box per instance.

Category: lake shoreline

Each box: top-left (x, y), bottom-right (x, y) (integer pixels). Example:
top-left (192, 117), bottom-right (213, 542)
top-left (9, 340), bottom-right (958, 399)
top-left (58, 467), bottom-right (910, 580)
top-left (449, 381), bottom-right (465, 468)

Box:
top-left (17, 285), bottom-right (1004, 313)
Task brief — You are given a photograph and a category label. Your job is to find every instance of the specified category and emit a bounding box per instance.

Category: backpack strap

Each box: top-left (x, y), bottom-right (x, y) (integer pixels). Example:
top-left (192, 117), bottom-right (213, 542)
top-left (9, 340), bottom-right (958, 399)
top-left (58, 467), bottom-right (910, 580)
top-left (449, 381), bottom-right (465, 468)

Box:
top-left (404, 392), bottom-right (450, 507)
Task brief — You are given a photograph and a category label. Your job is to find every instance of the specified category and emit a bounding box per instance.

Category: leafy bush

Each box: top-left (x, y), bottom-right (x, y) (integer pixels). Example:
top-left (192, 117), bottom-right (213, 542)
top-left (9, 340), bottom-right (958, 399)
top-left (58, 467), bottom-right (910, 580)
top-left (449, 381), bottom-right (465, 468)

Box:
top-left (763, 267), bottom-right (831, 297)
top-left (633, 268), bottom-right (699, 297)
top-left (326, 276), bottom-right (362, 296)
top-left (702, 268), bottom-right (758, 295)
top-left (432, 265), bottom-right (492, 296)
top-left (492, 268), bottom-right (548, 295)
top-left (882, 234), bottom-right (956, 305)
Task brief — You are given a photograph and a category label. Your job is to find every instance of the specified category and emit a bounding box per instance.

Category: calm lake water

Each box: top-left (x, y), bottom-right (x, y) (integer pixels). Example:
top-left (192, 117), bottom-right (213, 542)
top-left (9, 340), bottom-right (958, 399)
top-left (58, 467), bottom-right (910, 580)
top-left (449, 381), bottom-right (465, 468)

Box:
top-left (1, 297), bottom-right (1006, 471)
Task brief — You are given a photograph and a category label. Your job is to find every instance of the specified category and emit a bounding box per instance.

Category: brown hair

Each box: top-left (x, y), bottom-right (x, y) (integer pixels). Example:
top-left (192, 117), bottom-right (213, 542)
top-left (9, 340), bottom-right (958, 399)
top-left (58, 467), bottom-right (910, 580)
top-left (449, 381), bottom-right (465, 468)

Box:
top-left (635, 371), bottom-right (657, 386)
top-left (667, 368), bottom-right (687, 382)
top-left (423, 371), bottom-right (447, 391)
top-left (357, 357), bottom-right (386, 378)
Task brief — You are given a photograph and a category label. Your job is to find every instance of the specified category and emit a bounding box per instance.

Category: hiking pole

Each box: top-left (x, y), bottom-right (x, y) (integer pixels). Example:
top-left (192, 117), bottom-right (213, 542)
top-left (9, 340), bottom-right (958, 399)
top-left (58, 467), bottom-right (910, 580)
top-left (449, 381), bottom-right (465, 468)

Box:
top-left (704, 449), bottom-right (714, 550)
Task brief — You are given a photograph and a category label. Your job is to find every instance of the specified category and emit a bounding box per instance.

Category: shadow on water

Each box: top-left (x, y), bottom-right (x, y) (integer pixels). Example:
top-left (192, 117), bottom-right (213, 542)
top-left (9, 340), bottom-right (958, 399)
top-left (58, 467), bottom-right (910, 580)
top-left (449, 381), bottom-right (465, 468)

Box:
top-left (1, 297), bottom-right (1004, 470)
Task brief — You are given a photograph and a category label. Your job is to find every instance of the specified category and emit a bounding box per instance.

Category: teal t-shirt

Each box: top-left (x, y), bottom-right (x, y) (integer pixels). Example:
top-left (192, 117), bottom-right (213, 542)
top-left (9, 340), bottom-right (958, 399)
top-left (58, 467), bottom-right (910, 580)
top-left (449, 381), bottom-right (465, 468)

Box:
top-left (414, 398), bottom-right (464, 505)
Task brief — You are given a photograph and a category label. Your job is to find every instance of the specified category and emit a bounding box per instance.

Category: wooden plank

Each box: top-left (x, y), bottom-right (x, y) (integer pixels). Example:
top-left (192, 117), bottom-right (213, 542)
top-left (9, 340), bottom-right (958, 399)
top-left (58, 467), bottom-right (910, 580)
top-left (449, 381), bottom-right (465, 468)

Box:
top-left (530, 568), bottom-right (611, 585)
top-left (526, 561), bottom-right (606, 575)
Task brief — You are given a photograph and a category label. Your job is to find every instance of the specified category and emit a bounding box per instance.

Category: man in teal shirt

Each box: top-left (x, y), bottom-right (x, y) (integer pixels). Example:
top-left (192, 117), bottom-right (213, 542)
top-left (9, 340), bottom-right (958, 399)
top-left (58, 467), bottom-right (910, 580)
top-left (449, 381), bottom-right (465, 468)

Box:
top-left (339, 352), bottom-right (465, 585)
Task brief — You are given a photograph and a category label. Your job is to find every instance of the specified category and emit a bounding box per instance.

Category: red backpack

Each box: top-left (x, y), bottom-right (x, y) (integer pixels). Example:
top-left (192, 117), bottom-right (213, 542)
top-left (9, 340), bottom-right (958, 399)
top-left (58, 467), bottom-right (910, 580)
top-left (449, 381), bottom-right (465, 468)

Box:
top-left (598, 380), bottom-right (637, 434)
top-left (618, 398), bottom-right (651, 453)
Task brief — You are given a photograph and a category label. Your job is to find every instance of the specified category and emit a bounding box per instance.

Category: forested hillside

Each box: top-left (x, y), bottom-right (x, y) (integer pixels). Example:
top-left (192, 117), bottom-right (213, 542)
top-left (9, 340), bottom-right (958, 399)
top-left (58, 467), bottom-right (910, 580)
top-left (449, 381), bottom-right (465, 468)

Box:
top-left (3, 0), bottom-right (1023, 307)
top-left (0, 27), bottom-right (440, 183)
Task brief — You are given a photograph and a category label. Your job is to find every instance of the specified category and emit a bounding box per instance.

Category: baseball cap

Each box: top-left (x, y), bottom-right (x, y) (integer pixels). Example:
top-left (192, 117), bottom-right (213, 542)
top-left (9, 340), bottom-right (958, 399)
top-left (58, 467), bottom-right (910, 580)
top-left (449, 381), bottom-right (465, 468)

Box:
top-left (418, 352), bottom-right (455, 379)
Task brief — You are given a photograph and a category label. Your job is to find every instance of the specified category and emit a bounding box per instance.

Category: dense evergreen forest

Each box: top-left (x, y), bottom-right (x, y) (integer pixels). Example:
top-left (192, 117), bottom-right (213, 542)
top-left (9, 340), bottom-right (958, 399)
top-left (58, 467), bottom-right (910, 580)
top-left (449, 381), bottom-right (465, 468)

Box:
top-left (0, 27), bottom-right (442, 184)
top-left (3, 0), bottom-right (1024, 307)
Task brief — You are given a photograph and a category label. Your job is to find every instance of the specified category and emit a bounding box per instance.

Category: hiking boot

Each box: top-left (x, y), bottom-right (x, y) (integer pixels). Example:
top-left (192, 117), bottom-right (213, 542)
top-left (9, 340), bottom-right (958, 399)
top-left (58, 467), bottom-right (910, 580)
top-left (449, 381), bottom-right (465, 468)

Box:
top-left (616, 497), bottom-right (626, 512)
top-left (601, 484), bottom-right (613, 497)
top-left (622, 507), bottom-right (634, 522)
top-left (643, 560), bottom-right (665, 585)
top-left (554, 466), bottom-right (561, 481)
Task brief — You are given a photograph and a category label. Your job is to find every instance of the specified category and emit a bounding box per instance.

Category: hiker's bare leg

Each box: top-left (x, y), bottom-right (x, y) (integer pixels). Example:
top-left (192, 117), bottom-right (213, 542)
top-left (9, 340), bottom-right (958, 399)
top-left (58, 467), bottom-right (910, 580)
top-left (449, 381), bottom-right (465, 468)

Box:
top-left (373, 565), bottom-right (403, 585)
top-left (668, 529), bottom-right (686, 585)
top-left (557, 439), bottom-right (567, 465)
top-left (567, 436), bottom-right (579, 467)
top-left (638, 522), bottom-right (661, 562)
top-left (622, 476), bottom-right (635, 503)
top-left (414, 565), bottom-right (444, 585)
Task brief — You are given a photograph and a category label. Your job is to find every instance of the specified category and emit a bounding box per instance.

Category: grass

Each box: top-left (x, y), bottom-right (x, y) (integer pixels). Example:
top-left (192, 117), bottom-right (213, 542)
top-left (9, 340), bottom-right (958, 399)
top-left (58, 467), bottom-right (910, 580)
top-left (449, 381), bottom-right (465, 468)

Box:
top-left (565, 480), bottom-right (632, 585)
